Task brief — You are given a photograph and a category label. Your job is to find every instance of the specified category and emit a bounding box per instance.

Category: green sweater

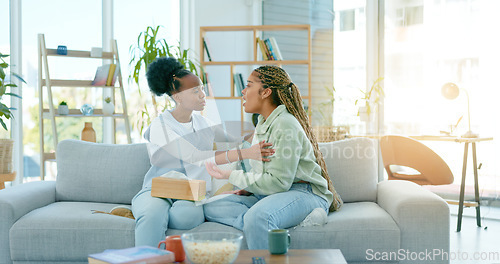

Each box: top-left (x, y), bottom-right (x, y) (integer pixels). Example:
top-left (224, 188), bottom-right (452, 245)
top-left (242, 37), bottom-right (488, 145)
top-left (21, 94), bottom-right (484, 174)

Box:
top-left (228, 105), bottom-right (333, 207)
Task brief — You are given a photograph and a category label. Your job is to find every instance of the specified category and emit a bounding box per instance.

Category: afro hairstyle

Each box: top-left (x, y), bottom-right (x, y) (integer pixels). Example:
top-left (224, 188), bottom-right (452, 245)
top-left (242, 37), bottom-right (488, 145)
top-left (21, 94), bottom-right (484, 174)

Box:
top-left (146, 57), bottom-right (192, 96)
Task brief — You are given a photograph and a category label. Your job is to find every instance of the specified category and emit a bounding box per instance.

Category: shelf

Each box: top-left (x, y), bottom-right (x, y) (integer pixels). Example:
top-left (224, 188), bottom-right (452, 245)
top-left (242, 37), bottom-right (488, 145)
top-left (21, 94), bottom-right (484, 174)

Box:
top-left (200, 60), bottom-right (309, 66)
top-left (200, 24), bottom-right (310, 32)
top-left (200, 24), bottom-right (312, 137)
top-left (38, 34), bottom-right (132, 180)
top-left (41, 79), bottom-right (119, 88)
top-left (46, 48), bottom-right (114, 59)
top-left (42, 109), bottom-right (127, 119)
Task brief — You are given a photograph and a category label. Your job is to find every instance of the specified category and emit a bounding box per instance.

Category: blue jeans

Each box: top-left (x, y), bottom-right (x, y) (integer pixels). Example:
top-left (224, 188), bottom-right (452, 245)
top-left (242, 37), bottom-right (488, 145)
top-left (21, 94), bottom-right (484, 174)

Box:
top-left (131, 189), bottom-right (205, 247)
top-left (204, 183), bottom-right (328, 249)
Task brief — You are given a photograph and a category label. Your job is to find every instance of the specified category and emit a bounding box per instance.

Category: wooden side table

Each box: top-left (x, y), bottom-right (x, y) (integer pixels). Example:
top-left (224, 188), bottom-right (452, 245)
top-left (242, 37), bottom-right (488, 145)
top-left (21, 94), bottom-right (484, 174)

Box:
top-left (410, 136), bottom-right (493, 232)
top-left (0, 172), bottom-right (16, 189)
top-left (350, 134), bottom-right (494, 232)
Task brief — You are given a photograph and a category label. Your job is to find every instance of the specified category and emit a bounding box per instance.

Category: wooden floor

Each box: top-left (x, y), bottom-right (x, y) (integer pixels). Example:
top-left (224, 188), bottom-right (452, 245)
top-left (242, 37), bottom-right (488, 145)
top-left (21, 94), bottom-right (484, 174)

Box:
top-left (449, 204), bottom-right (500, 264)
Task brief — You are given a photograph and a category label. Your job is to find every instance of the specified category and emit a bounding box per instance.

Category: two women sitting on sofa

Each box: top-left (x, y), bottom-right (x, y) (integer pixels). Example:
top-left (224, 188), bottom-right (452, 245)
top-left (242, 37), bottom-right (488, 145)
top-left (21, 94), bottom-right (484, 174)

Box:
top-left (131, 57), bottom-right (343, 249)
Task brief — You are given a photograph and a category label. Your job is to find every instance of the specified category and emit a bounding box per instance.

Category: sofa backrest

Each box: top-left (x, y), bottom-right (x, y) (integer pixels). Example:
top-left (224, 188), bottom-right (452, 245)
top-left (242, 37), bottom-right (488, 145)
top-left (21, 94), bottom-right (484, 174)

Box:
top-left (319, 138), bottom-right (378, 203)
top-left (55, 139), bottom-right (150, 204)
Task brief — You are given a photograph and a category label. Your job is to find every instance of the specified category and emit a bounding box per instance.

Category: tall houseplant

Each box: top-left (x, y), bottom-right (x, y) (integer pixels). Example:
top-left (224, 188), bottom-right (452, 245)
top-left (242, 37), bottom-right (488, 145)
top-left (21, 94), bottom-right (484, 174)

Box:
top-left (0, 52), bottom-right (24, 177)
top-left (129, 25), bottom-right (199, 135)
top-left (0, 52), bottom-right (23, 130)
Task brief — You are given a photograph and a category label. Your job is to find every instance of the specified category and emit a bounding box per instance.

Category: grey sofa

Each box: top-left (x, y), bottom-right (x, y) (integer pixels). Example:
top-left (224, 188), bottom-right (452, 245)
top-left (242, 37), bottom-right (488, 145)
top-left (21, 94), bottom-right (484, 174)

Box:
top-left (0, 138), bottom-right (450, 264)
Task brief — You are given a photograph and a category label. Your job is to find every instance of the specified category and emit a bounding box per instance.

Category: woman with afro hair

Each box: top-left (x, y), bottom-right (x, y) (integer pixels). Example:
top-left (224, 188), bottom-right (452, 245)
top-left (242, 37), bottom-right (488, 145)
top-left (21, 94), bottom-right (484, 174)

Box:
top-left (131, 57), bottom-right (274, 247)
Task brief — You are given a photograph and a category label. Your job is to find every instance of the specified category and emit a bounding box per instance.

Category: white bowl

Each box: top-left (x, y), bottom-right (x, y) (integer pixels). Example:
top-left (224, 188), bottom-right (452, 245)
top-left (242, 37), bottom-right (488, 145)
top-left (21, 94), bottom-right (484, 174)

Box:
top-left (181, 232), bottom-right (243, 264)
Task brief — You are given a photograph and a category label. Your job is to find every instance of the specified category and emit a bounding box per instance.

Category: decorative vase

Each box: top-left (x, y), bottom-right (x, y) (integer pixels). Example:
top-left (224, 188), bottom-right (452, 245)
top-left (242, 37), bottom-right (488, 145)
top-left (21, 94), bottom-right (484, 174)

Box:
top-left (358, 106), bottom-right (371, 122)
top-left (80, 104), bottom-right (94, 116)
top-left (58, 105), bottom-right (69, 115)
top-left (81, 122), bottom-right (96, 142)
top-left (102, 101), bottom-right (115, 116)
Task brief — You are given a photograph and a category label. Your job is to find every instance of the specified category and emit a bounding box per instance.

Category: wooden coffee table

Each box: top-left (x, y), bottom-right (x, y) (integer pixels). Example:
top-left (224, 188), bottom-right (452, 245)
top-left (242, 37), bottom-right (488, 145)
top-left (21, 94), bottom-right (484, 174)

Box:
top-left (233, 249), bottom-right (347, 264)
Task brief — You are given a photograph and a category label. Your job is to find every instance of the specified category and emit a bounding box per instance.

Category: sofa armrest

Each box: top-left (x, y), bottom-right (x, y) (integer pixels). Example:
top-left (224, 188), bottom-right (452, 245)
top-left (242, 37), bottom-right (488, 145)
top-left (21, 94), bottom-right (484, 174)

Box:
top-left (0, 181), bottom-right (56, 264)
top-left (377, 180), bottom-right (450, 264)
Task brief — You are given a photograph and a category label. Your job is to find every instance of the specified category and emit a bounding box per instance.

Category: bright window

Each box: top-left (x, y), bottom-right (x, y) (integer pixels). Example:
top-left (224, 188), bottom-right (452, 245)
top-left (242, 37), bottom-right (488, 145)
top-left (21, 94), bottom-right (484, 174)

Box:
top-left (383, 0), bottom-right (499, 199)
top-left (333, 0), bottom-right (367, 134)
top-left (19, 0), bottom-right (180, 181)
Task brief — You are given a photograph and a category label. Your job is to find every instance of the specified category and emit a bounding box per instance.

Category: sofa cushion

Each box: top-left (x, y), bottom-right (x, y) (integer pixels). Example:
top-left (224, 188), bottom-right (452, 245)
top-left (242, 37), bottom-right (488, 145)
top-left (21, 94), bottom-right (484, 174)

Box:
top-left (9, 202), bottom-right (135, 262)
top-left (289, 202), bottom-right (400, 262)
top-left (319, 138), bottom-right (378, 202)
top-left (56, 140), bottom-right (150, 204)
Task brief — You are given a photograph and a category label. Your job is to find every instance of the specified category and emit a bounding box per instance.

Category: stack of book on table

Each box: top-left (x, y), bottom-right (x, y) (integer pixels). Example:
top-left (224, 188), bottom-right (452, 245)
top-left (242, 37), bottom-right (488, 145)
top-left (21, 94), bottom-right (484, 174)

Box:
top-left (88, 246), bottom-right (175, 264)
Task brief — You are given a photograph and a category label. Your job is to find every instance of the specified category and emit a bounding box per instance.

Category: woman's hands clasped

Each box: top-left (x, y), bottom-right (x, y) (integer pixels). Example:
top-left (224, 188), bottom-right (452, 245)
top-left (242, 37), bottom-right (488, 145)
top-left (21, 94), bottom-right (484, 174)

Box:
top-left (246, 140), bottom-right (274, 162)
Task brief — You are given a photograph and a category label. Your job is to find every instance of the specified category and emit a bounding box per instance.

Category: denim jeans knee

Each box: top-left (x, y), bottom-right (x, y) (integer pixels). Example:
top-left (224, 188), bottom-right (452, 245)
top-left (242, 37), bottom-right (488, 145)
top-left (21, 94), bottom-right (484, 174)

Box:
top-left (168, 200), bottom-right (204, 230)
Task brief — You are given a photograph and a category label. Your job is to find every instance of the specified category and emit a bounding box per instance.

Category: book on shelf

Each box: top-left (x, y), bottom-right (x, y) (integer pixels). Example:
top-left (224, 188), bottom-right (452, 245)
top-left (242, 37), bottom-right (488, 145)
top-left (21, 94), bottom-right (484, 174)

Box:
top-left (88, 246), bottom-right (175, 264)
top-left (257, 37), bottom-right (283, 61)
top-left (233, 73), bottom-right (241, 96)
top-left (92, 63), bottom-right (119, 86)
top-left (256, 37), bottom-right (269, 60)
top-left (269, 37), bottom-right (283, 60)
top-left (233, 73), bottom-right (245, 96)
top-left (203, 38), bottom-right (212, 62)
top-left (237, 73), bottom-right (245, 96)
top-left (201, 69), bottom-right (212, 96)
top-left (264, 39), bottom-right (277, 60)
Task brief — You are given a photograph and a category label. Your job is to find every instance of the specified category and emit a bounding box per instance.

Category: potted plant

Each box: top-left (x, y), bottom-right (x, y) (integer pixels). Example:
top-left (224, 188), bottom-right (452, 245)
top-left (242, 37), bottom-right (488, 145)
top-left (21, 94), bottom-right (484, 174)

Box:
top-left (129, 25), bottom-right (200, 135)
top-left (58, 101), bottom-right (69, 115)
top-left (355, 77), bottom-right (384, 122)
top-left (0, 52), bottom-right (24, 177)
top-left (102, 97), bottom-right (114, 116)
top-left (311, 85), bottom-right (347, 142)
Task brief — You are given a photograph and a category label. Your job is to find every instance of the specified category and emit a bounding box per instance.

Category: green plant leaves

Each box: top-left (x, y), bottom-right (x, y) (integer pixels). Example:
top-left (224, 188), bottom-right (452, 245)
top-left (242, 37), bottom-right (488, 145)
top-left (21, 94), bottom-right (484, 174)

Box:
top-left (0, 53), bottom-right (24, 130)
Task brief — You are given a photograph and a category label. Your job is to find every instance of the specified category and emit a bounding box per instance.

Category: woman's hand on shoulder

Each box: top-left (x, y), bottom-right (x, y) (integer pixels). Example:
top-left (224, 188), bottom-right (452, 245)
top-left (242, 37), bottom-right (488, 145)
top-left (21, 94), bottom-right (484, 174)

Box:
top-left (245, 140), bottom-right (275, 162)
top-left (205, 162), bottom-right (231, 179)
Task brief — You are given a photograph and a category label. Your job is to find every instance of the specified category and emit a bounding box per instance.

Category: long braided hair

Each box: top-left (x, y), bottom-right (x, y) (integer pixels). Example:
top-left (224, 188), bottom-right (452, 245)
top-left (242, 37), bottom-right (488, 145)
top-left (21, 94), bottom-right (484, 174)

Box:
top-left (254, 65), bottom-right (343, 211)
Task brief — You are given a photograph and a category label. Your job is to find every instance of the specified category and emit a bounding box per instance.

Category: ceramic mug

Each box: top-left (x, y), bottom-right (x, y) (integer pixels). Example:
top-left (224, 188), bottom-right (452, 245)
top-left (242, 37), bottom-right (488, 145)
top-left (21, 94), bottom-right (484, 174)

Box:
top-left (158, 235), bottom-right (185, 262)
top-left (268, 229), bottom-right (291, 254)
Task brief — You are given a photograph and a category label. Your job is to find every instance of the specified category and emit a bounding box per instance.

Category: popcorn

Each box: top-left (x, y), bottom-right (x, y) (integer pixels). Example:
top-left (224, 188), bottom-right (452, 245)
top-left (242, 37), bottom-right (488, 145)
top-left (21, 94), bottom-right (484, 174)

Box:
top-left (184, 241), bottom-right (239, 264)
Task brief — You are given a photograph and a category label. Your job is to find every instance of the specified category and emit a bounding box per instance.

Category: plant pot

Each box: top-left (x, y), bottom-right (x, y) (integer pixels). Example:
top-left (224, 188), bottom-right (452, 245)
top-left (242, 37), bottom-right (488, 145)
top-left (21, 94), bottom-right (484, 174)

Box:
top-left (102, 102), bottom-right (115, 115)
top-left (58, 105), bottom-right (69, 115)
top-left (358, 106), bottom-right (371, 122)
top-left (0, 139), bottom-right (14, 174)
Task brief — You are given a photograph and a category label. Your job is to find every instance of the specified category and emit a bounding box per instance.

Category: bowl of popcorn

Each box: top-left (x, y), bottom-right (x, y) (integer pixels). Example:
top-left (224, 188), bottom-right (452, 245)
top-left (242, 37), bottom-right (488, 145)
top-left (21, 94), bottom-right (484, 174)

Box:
top-left (181, 232), bottom-right (243, 264)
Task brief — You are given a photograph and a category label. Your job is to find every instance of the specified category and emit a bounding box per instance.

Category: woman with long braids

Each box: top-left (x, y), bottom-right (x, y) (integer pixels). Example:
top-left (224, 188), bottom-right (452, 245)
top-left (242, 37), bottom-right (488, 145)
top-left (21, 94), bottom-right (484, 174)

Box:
top-left (132, 57), bottom-right (274, 247)
top-left (205, 65), bottom-right (343, 249)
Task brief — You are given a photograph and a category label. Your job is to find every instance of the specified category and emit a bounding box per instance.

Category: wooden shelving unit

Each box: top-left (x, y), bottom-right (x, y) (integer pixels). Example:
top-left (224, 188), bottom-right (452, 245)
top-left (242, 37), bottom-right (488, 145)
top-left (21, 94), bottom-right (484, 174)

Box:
top-left (199, 24), bottom-right (312, 131)
top-left (38, 34), bottom-right (131, 179)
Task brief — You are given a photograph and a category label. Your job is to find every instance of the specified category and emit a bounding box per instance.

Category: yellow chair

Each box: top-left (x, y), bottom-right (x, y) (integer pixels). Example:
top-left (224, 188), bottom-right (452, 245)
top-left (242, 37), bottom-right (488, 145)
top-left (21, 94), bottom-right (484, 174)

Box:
top-left (379, 135), bottom-right (453, 185)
